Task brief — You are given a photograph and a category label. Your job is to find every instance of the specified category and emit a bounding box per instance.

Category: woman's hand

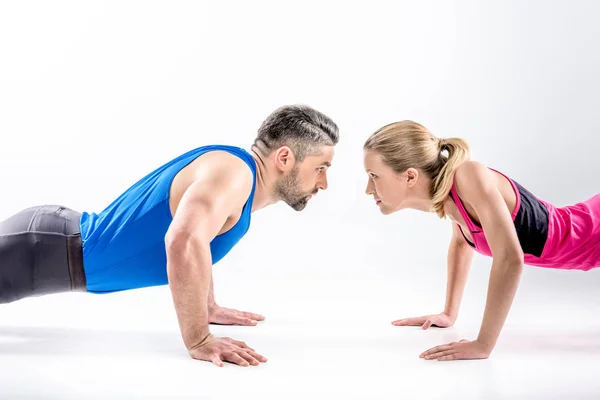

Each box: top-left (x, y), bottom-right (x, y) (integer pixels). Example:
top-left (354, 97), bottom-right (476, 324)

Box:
top-left (420, 339), bottom-right (491, 361)
top-left (392, 312), bottom-right (455, 329)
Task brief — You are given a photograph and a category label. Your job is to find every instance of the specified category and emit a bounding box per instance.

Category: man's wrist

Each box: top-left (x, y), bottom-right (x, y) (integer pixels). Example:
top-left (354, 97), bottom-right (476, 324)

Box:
top-left (187, 330), bottom-right (214, 352)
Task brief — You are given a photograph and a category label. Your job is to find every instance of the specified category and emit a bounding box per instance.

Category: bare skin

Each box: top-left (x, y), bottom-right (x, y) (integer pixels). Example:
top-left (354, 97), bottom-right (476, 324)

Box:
top-left (364, 151), bottom-right (524, 361)
top-left (166, 146), bottom-right (334, 367)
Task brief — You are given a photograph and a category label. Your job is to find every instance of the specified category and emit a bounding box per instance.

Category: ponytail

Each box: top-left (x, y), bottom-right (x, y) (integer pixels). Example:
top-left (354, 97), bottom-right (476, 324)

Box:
top-left (430, 138), bottom-right (471, 218)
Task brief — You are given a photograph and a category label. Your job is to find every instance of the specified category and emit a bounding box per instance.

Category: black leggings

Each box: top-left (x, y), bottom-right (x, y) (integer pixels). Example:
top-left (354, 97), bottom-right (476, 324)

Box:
top-left (0, 205), bottom-right (85, 304)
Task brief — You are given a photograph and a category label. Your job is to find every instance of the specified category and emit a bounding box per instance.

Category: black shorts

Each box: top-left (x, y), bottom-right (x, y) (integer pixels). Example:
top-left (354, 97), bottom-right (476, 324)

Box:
top-left (0, 205), bottom-right (86, 304)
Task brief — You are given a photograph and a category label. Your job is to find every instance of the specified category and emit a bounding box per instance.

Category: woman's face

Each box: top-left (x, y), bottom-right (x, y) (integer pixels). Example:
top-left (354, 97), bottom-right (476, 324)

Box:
top-left (363, 150), bottom-right (408, 215)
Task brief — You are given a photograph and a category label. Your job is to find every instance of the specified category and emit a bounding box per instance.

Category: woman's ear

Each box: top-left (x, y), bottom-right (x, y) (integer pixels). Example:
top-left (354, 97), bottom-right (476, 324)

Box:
top-left (405, 168), bottom-right (419, 187)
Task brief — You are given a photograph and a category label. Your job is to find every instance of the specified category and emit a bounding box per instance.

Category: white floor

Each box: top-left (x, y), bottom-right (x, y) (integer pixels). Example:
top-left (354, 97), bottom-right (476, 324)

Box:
top-left (2, 0), bottom-right (600, 398)
top-left (2, 268), bottom-right (600, 400)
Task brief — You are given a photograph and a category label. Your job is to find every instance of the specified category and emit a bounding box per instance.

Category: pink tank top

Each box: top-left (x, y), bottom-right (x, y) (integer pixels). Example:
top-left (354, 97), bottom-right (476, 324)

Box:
top-left (449, 168), bottom-right (600, 271)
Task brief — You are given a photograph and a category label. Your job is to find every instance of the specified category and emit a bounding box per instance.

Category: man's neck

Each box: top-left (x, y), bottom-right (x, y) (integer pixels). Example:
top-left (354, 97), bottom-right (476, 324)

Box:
top-left (249, 150), bottom-right (278, 212)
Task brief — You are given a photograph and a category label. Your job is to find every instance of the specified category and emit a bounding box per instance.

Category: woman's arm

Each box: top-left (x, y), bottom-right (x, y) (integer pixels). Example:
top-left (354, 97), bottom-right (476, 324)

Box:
top-left (392, 223), bottom-right (474, 329)
top-left (444, 223), bottom-right (476, 323)
top-left (421, 161), bottom-right (524, 361)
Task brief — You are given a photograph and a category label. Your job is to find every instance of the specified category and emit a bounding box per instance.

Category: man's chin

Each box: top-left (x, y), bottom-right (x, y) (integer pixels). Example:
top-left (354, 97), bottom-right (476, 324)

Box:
top-left (291, 202), bottom-right (308, 211)
top-left (288, 198), bottom-right (309, 211)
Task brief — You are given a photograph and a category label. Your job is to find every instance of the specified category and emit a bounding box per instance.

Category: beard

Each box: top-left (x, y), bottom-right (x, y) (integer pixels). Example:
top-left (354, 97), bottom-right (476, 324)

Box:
top-left (274, 167), bottom-right (316, 211)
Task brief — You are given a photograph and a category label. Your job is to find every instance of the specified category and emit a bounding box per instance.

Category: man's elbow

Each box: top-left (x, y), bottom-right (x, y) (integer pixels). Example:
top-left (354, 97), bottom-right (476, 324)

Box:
top-left (165, 229), bottom-right (209, 262)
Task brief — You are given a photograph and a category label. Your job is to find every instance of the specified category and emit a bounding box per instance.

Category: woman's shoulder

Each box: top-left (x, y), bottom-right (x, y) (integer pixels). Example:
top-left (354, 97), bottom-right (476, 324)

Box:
top-left (452, 160), bottom-right (493, 191)
top-left (450, 160), bottom-right (516, 207)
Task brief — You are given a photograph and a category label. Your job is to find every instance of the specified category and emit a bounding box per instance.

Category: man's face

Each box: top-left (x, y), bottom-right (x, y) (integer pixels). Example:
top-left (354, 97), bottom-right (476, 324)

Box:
top-left (275, 146), bottom-right (334, 211)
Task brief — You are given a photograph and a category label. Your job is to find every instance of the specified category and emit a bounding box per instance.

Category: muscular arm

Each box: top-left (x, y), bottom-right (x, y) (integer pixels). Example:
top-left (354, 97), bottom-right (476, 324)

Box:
top-left (455, 162), bottom-right (524, 352)
top-left (164, 154), bottom-right (253, 351)
top-left (208, 276), bottom-right (216, 308)
top-left (443, 223), bottom-right (475, 322)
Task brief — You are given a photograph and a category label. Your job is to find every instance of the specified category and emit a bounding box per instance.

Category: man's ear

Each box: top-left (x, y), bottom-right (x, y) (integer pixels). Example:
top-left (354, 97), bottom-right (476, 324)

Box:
top-left (274, 146), bottom-right (296, 172)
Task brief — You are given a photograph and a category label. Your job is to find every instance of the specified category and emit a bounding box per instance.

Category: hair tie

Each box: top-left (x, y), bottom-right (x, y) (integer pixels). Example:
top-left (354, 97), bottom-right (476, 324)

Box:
top-left (439, 138), bottom-right (449, 152)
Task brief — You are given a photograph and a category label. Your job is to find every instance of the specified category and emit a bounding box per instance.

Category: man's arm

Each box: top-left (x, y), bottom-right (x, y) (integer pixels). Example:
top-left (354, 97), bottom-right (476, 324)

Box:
top-left (165, 153), bottom-right (253, 351)
top-left (208, 276), bottom-right (215, 308)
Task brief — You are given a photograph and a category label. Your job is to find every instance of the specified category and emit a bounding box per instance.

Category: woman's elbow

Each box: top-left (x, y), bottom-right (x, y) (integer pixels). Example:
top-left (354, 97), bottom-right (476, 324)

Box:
top-left (497, 248), bottom-right (524, 272)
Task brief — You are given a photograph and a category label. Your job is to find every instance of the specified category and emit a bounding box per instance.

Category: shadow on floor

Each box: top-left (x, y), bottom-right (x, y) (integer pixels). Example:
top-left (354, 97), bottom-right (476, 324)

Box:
top-left (497, 329), bottom-right (600, 354)
top-left (0, 325), bottom-right (186, 357)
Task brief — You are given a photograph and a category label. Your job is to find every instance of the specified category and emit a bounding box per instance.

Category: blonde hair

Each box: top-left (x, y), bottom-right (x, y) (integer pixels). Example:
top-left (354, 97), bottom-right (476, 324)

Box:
top-left (363, 120), bottom-right (470, 218)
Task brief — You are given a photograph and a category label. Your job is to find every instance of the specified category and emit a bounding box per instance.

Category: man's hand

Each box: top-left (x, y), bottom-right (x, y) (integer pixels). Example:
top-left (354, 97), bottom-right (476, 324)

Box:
top-left (209, 304), bottom-right (265, 326)
top-left (189, 335), bottom-right (268, 367)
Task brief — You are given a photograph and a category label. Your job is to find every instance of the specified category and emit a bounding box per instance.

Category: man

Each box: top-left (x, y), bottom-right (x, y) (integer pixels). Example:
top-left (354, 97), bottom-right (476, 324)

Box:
top-left (0, 104), bottom-right (339, 367)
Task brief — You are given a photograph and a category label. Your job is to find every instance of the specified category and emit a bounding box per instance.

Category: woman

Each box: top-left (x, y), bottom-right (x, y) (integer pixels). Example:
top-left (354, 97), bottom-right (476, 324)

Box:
top-left (363, 120), bottom-right (600, 361)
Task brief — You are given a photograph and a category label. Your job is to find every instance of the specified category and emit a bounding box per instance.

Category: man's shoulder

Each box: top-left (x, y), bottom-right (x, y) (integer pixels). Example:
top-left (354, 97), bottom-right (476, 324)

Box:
top-left (186, 144), bottom-right (254, 172)
top-left (198, 146), bottom-right (253, 175)
top-left (181, 147), bottom-right (255, 199)
top-left (168, 146), bottom-right (256, 217)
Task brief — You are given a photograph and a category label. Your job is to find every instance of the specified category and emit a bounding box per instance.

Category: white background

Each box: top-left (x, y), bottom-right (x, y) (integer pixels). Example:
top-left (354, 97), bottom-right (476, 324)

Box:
top-left (1, 1), bottom-right (600, 399)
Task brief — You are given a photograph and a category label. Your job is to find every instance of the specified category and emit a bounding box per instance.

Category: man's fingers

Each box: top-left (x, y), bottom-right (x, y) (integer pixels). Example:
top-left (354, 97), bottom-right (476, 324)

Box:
top-left (223, 352), bottom-right (250, 367)
top-left (238, 311), bottom-right (265, 321)
top-left (246, 349), bottom-right (268, 363)
top-left (218, 314), bottom-right (257, 326)
top-left (210, 354), bottom-right (224, 367)
top-left (190, 340), bottom-right (264, 367)
top-left (236, 350), bottom-right (260, 366)
top-left (224, 338), bottom-right (255, 351)
top-left (230, 315), bottom-right (258, 326)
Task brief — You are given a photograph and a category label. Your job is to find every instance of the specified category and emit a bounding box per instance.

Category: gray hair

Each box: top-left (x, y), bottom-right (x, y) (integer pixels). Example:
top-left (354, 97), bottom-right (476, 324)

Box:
top-left (252, 104), bottom-right (339, 161)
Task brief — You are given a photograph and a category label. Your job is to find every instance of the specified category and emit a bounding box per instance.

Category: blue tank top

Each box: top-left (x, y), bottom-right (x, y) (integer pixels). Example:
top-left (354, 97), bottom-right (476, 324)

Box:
top-left (79, 145), bottom-right (257, 293)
